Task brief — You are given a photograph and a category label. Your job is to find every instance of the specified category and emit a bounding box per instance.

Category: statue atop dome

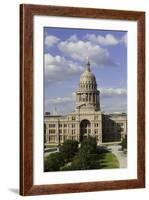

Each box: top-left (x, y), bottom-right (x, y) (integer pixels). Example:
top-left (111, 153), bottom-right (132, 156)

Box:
top-left (86, 56), bottom-right (91, 72)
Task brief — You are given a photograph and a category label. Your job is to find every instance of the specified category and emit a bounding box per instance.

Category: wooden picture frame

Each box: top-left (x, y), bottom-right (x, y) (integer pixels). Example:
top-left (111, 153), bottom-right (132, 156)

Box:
top-left (20, 4), bottom-right (145, 196)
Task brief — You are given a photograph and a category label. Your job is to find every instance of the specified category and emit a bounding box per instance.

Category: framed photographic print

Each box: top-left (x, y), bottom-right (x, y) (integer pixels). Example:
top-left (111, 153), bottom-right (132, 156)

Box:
top-left (20, 4), bottom-right (145, 196)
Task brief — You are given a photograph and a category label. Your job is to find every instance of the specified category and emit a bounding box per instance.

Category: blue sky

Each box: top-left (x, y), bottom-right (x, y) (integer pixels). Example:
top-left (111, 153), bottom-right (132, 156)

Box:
top-left (44, 27), bottom-right (127, 114)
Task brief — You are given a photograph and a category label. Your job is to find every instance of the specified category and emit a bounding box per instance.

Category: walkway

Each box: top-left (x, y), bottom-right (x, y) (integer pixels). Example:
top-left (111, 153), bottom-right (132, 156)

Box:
top-left (108, 145), bottom-right (127, 168)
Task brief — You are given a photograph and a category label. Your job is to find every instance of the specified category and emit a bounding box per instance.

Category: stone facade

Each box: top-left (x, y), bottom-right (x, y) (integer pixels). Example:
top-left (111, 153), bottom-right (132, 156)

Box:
top-left (44, 61), bottom-right (127, 145)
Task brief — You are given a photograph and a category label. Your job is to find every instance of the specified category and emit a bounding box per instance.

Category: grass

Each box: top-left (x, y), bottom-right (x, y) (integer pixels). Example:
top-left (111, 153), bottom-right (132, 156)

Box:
top-left (59, 152), bottom-right (120, 171)
top-left (44, 143), bottom-right (120, 170)
top-left (98, 152), bottom-right (120, 169)
top-left (45, 144), bottom-right (58, 148)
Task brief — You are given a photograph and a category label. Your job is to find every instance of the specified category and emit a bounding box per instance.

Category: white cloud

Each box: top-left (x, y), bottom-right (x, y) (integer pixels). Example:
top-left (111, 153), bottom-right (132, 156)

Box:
top-left (46, 88), bottom-right (127, 106)
top-left (47, 96), bottom-right (74, 104)
top-left (85, 34), bottom-right (119, 46)
top-left (100, 87), bottom-right (127, 113)
top-left (45, 92), bottom-right (76, 114)
top-left (99, 87), bottom-right (127, 97)
top-left (67, 34), bottom-right (78, 42)
top-left (58, 40), bottom-right (116, 67)
top-left (44, 53), bottom-right (84, 82)
top-left (101, 101), bottom-right (127, 113)
top-left (45, 88), bottom-right (127, 114)
top-left (121, 34), bottom-right (127, 47)
top-left (47, 93), bottom-right (75, 104)
top-left (45, 35), bottom-right (60, 47)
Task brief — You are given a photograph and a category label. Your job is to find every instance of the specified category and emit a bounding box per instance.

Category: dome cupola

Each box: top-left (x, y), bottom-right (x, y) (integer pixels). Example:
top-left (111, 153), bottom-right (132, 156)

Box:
top-left (79, 60), bottom-right (97, 91)
top-left (76, 59), bottom-right (100, 111)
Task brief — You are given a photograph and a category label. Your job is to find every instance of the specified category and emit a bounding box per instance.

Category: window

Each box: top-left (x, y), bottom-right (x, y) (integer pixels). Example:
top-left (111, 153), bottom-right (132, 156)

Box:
top-left (64, 124), bottom-right (67, 127)
top-left (95, 123), bottom-right (98, 127)
top-left (49, 136), bottom-right (55, 142)
top-left (72, 116), bottom-right (76, 120)
top-left (49, 129), bottom-right (55, 134)
top-left (118, 123), bottom-right (124, 126)
top-left (64, 129), bottom-right (67, 134)
top-left (64, 136), bottom-right (67, 140)
top-left (72, 124), bottom-right (75, 128)
top-left (49, 124), bottom-right (55, 128)
top-left (59, 124), bottom-right (62, 128)
top-left (59, 129), bottom-right (62, 134)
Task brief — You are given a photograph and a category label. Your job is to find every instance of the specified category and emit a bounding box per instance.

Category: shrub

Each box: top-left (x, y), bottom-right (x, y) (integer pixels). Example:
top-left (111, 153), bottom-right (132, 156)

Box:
top-left (70, 152), bottom-right (99, 170)
top-left (59, 140), bottom-right (79, 162)
top-left (44, 152), bottom-right (64, 172)
top-left (63, 137), bottom-right (100, 170)
top-left (97, 145), bottom-right (110, 154)
top-left (121, 135), bottom-right (127, 150)
top-left (80, 136), bottom-right (97, 154)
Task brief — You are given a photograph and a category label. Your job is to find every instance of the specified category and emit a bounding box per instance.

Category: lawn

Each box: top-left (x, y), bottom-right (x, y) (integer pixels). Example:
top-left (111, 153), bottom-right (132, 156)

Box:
top-left (98, 152), bottom-right (120, 169)
top-left (44, 138), bottom-right (120, 172)
top-left (59, 152), bottom-right (120, 171)
top-left (45, 144), bottom-right (58, 148)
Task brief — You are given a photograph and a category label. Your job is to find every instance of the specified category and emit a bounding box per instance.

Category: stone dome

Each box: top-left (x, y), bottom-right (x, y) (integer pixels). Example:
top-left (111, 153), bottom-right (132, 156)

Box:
top-left (80, 69), bottom-right (96, 83)
top-left (79, 61), bottom-right (97, 91)
top-left (76, 60), bottom-right (100, 111)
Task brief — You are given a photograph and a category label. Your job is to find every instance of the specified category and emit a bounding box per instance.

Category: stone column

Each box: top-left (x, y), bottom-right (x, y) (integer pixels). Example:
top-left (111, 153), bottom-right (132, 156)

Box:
top-left (56, 120), bottom-right (59, 145)
top-left (46, 125), bottom-right (49, 144)
top-left (91, 93), bottom-right (93, 104)
top-left (96, 93), bottom-right (98, 104)
top-left (93, 93), bottom-right (95, 103)
top-left (67, 123), bottom-right (69, 140)
top-left (77, 123), bottom-right (80, 142)
top-left (97, 94), bottom-right (99, 104)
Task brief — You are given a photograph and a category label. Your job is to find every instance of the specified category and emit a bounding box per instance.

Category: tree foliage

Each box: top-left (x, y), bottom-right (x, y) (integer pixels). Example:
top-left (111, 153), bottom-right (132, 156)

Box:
top-left (44, 152), bottom-right (64, 172)
top-left (62, 136), bottom-right (99, 170)
top-left (80, 136), bottom-right (97, 154)
top-left (44, 137), bottom-right (115, 172)
top-left (69, 152), bottom-right (99, 170)
top-left (121, 135), bottom-right (127, 151)
top-left (59, 140), bottom-right (79, 162)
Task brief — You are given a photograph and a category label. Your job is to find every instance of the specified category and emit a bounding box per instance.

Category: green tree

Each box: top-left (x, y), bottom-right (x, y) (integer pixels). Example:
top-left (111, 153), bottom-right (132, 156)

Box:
top-left (59, 140), bottom-right (79, 162)
top-left (121, 135), bottom-right (127, 151)
top-left (80, 136), bottom-right (97, 154)
top-left (69, 152), bottom-right (99, 170)
top-left (62, 136), bottom-right (99, 170)
top-left (44, 152), bottom-right (64, 172)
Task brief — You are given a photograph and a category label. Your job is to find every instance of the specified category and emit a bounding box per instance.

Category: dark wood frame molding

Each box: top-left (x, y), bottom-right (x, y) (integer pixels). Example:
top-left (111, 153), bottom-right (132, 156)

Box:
top-left (20, 4), bottom-right (145, 196)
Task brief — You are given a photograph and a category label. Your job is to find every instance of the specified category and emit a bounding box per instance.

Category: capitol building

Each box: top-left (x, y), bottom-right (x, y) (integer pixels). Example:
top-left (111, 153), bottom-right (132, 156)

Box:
top-left (44, 60), bottom-right (127, 145)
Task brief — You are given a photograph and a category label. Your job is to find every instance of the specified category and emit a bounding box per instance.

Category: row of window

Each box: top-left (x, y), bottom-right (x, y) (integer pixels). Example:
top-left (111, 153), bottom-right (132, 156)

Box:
top-left (49, 129), bottom-right (99, 134)
top-left (48, 122), bottom-right (99, 128)
top-left (49, 123), bottom-right (76, 128)
top-left (79, 95), bottom-right (98, 102)
top-left (48, 135), bottom-right (100, 143)
top-left (49, 129), bottom-right (76, 134)
top-left (80, 83), bottom-right (96, 89)
top-left (48, 136), bottom-right (78, 142)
